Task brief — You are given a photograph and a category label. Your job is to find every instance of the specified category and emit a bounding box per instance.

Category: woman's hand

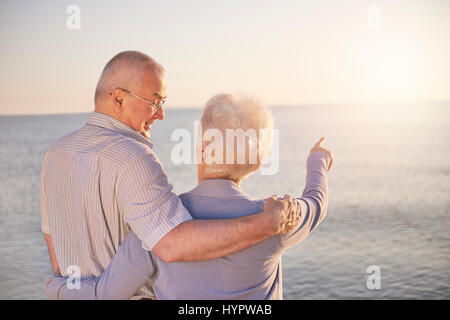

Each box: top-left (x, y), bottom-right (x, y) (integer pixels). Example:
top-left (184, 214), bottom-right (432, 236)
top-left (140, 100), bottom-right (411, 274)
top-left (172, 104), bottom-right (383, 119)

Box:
top-left (310, 137), bottom-right (334, 171)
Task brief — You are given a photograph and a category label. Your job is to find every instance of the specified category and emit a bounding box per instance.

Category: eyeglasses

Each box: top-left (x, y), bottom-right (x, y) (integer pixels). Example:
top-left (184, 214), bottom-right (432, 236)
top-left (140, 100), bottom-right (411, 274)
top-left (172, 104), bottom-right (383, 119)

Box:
top-left (112, 87), bottom-right (166, 113)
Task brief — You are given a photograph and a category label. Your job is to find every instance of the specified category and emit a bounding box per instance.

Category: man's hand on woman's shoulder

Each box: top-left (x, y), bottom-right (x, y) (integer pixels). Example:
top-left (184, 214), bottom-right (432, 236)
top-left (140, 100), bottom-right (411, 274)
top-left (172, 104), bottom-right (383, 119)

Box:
top-left (262, 194), bottom-right (301, 236)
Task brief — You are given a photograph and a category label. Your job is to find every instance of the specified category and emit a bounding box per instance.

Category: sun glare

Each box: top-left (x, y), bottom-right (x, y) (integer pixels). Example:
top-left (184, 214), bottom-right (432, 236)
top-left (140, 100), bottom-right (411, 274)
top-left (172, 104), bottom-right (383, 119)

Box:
top-left (355, 32), bottom-right (432, 103)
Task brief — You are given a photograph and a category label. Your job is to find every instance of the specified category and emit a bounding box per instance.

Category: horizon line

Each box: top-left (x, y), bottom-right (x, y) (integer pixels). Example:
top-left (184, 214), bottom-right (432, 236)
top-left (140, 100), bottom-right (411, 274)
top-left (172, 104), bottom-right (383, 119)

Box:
top-left (1, 99), bottom-right (449, 116)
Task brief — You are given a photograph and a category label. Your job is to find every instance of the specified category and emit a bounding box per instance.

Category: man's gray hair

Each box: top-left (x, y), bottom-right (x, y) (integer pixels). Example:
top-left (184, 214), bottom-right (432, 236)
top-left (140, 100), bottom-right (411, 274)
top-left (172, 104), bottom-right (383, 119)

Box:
top-left (94, 51), bottom-right (164, 105)
top-left (200, 93), bottom-right (273, 181)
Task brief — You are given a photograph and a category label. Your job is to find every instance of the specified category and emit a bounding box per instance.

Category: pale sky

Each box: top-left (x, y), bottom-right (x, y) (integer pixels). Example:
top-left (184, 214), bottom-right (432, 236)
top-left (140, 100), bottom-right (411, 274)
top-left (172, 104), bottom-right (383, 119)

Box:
top-left (0, 0), bottom-right (449, 115)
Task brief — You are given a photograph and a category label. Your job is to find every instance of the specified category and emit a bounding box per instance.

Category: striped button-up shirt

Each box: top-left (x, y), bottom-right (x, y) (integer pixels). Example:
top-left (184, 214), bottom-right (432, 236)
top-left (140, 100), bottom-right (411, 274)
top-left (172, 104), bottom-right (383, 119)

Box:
top-left (40, 112), bottom-right (193, 299)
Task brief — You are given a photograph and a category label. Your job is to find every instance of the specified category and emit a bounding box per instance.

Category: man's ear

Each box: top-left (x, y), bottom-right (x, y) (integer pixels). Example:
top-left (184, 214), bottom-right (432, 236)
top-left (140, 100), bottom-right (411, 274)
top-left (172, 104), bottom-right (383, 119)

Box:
top-left (110, 88), bottom-right (125, 112)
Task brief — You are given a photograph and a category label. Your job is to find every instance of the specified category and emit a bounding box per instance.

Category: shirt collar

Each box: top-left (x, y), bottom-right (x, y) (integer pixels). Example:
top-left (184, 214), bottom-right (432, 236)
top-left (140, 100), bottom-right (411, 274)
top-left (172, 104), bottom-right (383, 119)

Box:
top-left (189, 179), bottom-right (249, 198)
top-left (86, 112), bottom-right (153, 149)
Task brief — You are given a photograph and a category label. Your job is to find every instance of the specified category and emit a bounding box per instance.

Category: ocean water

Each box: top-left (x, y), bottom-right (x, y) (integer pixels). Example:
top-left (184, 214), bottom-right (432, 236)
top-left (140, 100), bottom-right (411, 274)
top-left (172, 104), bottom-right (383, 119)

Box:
top-left (0, 103), bottom-right (449, 299)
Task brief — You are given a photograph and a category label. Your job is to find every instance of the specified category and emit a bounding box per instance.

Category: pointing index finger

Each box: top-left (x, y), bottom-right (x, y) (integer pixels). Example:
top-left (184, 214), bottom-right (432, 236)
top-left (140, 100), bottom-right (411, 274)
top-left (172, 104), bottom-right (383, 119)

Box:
top-left (314, 137), bottom-right (325, 147)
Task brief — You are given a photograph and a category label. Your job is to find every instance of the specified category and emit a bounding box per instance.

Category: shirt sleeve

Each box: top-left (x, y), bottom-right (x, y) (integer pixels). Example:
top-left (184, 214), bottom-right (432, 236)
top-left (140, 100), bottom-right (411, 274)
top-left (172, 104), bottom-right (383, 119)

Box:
top-left (116, 150), bottom-right (193, 251)
top-left (279, 151), bottom-right (329, 249)
top-left (40, 156), bottom-right (50, 234)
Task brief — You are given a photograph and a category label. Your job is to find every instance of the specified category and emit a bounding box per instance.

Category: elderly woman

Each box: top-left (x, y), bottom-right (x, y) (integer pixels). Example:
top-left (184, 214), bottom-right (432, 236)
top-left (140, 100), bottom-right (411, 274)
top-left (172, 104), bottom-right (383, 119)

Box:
top-left (46, 93), bottom-right (333, 300)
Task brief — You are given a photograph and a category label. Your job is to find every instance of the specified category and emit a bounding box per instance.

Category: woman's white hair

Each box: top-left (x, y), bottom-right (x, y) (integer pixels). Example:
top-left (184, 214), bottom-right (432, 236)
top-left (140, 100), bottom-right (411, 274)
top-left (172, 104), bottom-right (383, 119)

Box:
top-left (200, 92), bottom-right (273, 181)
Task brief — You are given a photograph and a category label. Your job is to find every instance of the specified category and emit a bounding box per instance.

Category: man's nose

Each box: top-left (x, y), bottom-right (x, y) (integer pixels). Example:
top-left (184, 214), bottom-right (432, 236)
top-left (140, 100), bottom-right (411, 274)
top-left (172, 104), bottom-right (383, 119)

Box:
top-left (154, 107), bottom-right (164, 120)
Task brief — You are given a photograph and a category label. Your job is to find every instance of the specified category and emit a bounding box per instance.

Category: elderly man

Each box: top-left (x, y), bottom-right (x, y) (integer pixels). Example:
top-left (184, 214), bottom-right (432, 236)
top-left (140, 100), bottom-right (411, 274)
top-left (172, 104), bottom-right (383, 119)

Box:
top-left (46, 92), bottom-right (333, 300)
top-left (41, 51), bottom-right (300, 300)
